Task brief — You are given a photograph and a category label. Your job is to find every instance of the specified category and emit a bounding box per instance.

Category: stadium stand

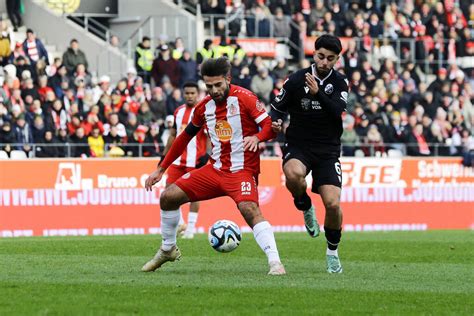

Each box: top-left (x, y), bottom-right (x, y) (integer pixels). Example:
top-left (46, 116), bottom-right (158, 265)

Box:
top-left (0, 0), bottom-right (472, 160)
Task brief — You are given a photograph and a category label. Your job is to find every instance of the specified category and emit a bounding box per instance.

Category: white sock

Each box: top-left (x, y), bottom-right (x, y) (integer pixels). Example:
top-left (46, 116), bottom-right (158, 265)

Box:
top-left (178, 207), bottom-right (185, 225)
top-left (161, 209), bottom-right (180, 251)
top-left (186, 211), bottom-right (198, 233)
top-left (326, 248), bottom-right (338, 256)
top-left (252, 221), bottom-right (280, 264)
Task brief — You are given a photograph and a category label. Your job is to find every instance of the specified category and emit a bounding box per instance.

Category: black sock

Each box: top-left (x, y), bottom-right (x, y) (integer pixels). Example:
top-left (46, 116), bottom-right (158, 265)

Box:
top-left (293, 192), bottom-right (311, 211)
top-left (324, 227), bottom-right (341, 250)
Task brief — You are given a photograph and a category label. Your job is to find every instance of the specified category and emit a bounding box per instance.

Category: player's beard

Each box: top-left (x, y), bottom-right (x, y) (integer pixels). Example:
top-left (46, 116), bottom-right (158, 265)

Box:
top-left (211, 84), bottom-right (230, 103)
top-left (316, 66), bottom-right (330, 77)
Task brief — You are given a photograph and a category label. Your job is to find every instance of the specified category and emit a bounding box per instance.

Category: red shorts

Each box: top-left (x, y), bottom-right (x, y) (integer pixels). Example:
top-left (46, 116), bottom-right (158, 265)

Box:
top-left (166, 165), bottom-right (196, 186)
top-left (174, 164), bottom-right (259, 205)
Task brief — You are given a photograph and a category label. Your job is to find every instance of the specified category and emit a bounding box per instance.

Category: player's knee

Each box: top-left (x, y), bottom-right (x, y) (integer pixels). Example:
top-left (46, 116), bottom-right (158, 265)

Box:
top-left (238, 202), bottom-right (263, 226)
top-left (160, 189), bottom-right (179, 210)
top-left (284, 167), bottom-right (305, 184)
top-left (324, 201), bottom-right (340, 214)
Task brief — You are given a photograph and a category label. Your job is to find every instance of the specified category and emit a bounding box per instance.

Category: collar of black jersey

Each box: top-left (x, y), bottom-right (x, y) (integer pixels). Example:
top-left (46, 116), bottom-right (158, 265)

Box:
top-left (311, 64), bottom-right (333, 85)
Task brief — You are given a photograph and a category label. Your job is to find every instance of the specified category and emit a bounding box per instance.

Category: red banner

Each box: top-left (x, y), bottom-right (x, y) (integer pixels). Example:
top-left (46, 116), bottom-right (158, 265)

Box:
top-left (0, 158), bottom-right (472, 237)
top-left (213, 38), bottom-right (277, 57)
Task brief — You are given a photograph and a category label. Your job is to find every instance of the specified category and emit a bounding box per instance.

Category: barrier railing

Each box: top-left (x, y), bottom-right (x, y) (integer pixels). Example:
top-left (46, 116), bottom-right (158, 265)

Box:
top-left (0, 142), bottom-right (467, 158)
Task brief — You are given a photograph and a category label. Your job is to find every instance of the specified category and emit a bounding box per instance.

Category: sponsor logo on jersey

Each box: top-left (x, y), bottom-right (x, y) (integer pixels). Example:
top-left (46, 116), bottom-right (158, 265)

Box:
top-left (215, 120), bottom-right (233, 142)
top-left (324, 84), bottom-right (334, 94)
top-left (301, 98), bottom-right (311, 111)
top-left (275, 88), bottom-right (286, 102)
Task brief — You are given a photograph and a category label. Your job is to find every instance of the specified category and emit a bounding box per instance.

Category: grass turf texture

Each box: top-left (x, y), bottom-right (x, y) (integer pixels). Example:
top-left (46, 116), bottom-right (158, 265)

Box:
top-left (0, 231), bottom-right (472, 315)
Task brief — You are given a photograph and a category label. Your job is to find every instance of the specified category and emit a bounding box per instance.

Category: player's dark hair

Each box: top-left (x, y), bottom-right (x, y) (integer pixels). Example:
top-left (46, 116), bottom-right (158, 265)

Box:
top-left (183, 82), bottom-right (199, 90)
top-left (314, 34), bottom-right (342, 55)
top-left (200, 57), bottom-right (231, 77)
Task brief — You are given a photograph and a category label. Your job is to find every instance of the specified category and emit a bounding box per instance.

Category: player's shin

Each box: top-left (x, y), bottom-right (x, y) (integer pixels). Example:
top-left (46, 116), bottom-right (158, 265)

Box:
top-left (324, 227), bottom-right (341, 254)
top-left (252, 221), bottom-right (281, 263)
top-left (161, 209), bottom-right (180, 251)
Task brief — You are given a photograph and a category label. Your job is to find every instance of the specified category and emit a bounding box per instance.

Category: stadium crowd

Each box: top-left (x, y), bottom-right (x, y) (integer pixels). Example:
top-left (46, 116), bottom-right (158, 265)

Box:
top-left (0, 0), bottom-right (473, 161)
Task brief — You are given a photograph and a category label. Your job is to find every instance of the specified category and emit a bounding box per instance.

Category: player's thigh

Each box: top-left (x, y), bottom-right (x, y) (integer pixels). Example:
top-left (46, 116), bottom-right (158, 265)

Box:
top-left (282, 144), bottom-right (311, 179)
top-left (311, 158), bottom-right (342, 194)
top-left (174, 164), bottom-right (225, 202)
top-left (222, 171), bottom-right (259, 205)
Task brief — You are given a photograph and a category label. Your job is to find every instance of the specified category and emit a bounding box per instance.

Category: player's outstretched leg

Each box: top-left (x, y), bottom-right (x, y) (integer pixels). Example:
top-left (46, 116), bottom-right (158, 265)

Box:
top-left (283, 159), bottom-right (320, 238)
top-left (294, 192), bottom-right (320, 238)
top-left (142, 185), bottom-right (189, 272)
top-left (239, 201), bottom-right (286, 275)
top-left (320, 185), bottom-right (343, 273)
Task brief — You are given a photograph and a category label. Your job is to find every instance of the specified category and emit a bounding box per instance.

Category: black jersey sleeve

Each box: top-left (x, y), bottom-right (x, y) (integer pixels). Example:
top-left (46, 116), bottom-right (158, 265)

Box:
top-left (270, 77), bottom-right (293, 121)
top-left (317, 76), bottom-right (348, 120)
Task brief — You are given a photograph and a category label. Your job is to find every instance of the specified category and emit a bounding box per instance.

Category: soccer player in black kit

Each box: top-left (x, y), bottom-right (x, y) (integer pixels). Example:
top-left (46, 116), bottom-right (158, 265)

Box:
top-left (270, 35), bottom-right (348, 273)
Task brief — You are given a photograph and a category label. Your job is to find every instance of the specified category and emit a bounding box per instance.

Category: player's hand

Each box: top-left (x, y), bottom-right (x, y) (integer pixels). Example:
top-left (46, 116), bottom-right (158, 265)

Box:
top-left (145, 167), bottom-right (165, 191)
top-left (305, 72), bottom-right (319, 95)
top-left (243, 135), bottom-right (260, 152)
top-left (272, 119), bottom-right (283, 133)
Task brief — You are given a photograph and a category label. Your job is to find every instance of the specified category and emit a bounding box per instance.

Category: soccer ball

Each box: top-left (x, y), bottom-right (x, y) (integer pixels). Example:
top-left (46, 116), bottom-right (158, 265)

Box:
top-left (208, 220), bottom-right (242, 253)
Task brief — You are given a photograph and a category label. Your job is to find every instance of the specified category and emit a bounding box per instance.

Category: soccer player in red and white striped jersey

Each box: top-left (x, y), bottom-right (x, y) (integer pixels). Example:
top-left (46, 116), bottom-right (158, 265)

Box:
top-left (143, 58), bottom-right (285, 275)
top-left (162, 82), bottom-right (210, 239)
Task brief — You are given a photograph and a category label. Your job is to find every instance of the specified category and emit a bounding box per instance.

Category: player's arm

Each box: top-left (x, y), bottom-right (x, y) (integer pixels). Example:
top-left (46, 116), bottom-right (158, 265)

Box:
top-left (243, 98), bottom-right (277, 152)
top-left (269, 78), bottom-right (292, 132)
top-left (145, 123), bottom-right (201, 191)
top-left (161, 123), bottom-right (177, 158)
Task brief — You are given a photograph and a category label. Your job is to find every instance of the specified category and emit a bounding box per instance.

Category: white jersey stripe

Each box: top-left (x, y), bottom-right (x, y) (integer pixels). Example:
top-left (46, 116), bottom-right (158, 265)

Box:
top-left (227, 96), bottom-right (244, 172)
top-left (205, 100), bottom-right (222, 170)
top-left (172, 107), bottom-right (186, 166)
top-left (186, 115), bottom-right (197, 167)
top-left (254, 112), bottom-right (268, 124)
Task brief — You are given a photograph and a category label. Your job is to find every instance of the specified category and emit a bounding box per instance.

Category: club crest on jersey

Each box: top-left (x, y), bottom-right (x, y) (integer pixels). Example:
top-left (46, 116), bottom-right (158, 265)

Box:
top-left (179, 124), bottom-right (187, 134)
top-left (228, 104), bottom-right (238, 116)
top-left (301, 98), bottom-right (311, 111)
top-left (256, 100), bottom-right (265, 112)
top-left (215, 120), bottom-right (233, 142)
top-left (324, 84), bottom-right (334, 95)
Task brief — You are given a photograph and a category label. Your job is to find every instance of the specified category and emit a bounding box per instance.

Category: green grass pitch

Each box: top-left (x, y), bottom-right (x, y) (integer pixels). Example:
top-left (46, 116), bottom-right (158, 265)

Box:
top-left (0, 231), bottom-right (472, 315)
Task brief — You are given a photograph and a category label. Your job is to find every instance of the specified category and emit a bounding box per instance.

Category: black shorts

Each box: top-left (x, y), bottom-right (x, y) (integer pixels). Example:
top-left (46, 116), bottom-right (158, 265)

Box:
top-left (282, 143), bottom-right (342, 194)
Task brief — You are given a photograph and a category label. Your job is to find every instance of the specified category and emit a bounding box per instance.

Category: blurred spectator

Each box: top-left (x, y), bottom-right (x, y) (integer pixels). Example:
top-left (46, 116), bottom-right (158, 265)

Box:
top-left (88, 127), bottom-right (105, 157)
top-left (70, 126), bottom-right (89, 157)
top-left (407, 123), bottom-right (430, 156)
top-left (166, 88), bottom-right (183, 115)
top-left (126, 124), bottom-right (156, 157)
top-left (6, 0), bottom-right (22, 31)
top-left (341, 114), bottom-right (359, 156)
top-left (178, 50), bottom-right (198, 87)
top-left (149, 87), bottom-right (166, 123)
top-left (172, 37), bottom-right (186, 60)
top-left (109, 35), bottom-right (120, 48)
top-left (103, 112), bottom-right (126, 138)
top-left (23, 29), bottom-right (49, 66)
top-left (62, 39), bottom-right (88, 75)
top-left (250, 66), bottom-right (273, 104)
top-left (13, 113), bottom-right (33, 154)
top-left (135, 36), bottom-right (153, 84)
top-left (227, 0), bottom-right (245, 37)
top-left (152, 44), bottom-right (180, 87)
top-left (0, 121), bottom-right (15, 155)
top-left (271, 58), bottom-right (289, 80)
top-left (0, 21), bottom-right (12, 66)
top-left (363, 124), bottom-right (385, 156)
top-left (137, 102), bottom-right (155, 125)
top-left (196, 39), bottom-right (214, 64)
top-left (273, 7), bottom-right (291, 38)
top-left (35, 130), bottom-right (59, 158)
top-left (104, 125), bottom-right (125, 151)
